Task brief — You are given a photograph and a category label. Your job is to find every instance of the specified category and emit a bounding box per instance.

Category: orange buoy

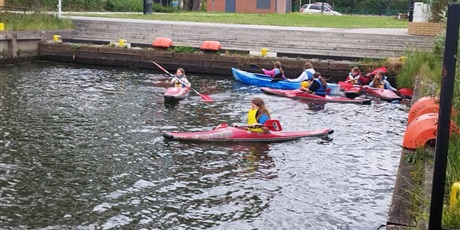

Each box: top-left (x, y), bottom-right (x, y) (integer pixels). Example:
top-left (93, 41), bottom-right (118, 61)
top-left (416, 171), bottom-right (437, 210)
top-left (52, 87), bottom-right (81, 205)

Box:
top-left (408, 96), bottom-right (457, 125)
top-left (200, 41), bottom-right (221, 51)
top-left (403, 113), bottom-right (459, 150)
top-left (152, 37), bottom-right (173, 48)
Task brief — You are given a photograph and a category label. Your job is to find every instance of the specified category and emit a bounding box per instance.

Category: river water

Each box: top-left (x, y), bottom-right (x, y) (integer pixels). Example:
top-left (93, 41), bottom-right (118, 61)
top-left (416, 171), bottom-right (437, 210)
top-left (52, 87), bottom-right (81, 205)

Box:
top-left (0, 62), bottom-right (408, 229)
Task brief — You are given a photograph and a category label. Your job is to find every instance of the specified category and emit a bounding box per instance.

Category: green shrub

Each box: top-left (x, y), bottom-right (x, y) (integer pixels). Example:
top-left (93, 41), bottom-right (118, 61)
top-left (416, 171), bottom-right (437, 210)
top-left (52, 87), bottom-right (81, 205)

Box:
top-left (152, 3), bottom-right (176, 13)
top-left (397, 51), bottom-right (442, 90)
top-left (104, 0), bottom-right (143, 12)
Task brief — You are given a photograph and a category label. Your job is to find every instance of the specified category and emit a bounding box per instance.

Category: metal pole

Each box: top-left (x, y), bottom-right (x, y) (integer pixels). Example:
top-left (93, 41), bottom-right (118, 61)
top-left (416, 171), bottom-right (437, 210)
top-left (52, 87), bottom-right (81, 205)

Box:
top-left (408, 0), bottom-right (414, 22)
top-left (428, 3), bottom-right (460, 229)
top-left (57, 0), bottom-right (61, 18)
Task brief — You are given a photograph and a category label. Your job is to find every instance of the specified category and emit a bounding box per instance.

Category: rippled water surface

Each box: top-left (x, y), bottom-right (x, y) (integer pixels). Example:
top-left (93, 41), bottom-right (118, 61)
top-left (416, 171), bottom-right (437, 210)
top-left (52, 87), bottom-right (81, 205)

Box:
top-left (0, 62), bottom-right (408, 229)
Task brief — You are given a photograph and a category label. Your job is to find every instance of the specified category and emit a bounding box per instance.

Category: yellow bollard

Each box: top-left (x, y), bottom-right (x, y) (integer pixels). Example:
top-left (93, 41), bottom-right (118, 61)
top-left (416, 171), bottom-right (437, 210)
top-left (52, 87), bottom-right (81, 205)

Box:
top-left (260, 48), bottom-right (269, 57)
top-left (449, 181), bottom-right (460, 213)
top-left (0, 23), bottom-right (4, 31)
top-left (118, 39), bottom-right (127, 47)
top-left (52, 35), bottom-right (62, 43)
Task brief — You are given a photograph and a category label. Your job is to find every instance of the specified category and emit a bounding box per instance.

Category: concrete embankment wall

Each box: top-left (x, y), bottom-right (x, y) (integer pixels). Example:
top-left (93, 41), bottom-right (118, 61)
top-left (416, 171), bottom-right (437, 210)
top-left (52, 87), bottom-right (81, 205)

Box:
top-left (0, 30), bottom-right (75, 64)
top-left (37, 41), bottom-right (357, 80)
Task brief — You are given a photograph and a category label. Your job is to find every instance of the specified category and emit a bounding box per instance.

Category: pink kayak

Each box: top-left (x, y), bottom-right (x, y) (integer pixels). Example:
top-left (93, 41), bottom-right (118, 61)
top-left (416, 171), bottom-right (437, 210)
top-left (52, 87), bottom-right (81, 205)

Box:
top-left (260, 87), bottom-right (371, 105)
top-left (162, 125), bottom-right (333, 142)
top-left (164, 87), bottom-right (190, 100)
top-left (363, 87), bottom-right (402, 102)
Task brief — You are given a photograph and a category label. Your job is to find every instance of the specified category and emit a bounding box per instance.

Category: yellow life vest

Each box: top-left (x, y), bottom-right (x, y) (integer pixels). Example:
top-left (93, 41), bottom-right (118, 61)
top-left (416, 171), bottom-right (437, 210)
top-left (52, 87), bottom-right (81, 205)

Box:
top-left (247, 108), bottom-right (265, 133)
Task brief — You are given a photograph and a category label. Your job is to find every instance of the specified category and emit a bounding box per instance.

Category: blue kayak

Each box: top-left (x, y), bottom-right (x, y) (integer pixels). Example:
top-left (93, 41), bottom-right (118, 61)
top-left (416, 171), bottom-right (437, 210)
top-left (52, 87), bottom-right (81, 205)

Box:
top-left (232, 68), bottom-right (340, 94)
top-left (232, 68), bottom-right (300, 90)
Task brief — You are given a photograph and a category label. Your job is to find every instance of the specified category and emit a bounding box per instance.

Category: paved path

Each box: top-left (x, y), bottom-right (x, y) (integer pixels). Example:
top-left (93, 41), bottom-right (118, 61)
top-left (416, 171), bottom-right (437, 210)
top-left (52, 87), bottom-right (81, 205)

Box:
top-left (64, 15), bottom-right (434, 60)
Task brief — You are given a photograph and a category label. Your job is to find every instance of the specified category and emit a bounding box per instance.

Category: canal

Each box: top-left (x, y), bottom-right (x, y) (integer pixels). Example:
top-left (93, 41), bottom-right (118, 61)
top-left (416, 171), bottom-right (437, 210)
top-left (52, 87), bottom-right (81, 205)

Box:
top-left (0, 62), bottom-right (407, 229)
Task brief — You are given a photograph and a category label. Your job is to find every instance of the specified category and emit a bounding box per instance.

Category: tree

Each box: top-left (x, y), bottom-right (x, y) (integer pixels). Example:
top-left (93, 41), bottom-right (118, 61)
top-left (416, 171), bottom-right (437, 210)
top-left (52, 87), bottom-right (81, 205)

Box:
top-left (33, 0), bottom-right (40, 14)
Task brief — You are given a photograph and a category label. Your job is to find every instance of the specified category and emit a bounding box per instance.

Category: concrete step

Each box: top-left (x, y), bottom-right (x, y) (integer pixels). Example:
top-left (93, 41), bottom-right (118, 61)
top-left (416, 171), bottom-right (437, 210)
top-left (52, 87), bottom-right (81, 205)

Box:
top-left (71, 32), bottom-right (426, 54)
top-left (69, 19), bottom-right (434, 60)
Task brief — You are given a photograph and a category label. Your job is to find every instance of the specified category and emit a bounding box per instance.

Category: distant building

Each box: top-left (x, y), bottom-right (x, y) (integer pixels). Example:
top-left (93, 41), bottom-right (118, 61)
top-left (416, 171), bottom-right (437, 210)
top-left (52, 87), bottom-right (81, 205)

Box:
top-left (207, 0), bottom-right (292, 14)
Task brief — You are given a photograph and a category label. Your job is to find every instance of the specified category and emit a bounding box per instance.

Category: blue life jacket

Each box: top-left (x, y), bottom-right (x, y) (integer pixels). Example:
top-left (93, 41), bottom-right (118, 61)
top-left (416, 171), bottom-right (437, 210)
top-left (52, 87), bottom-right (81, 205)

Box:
top-left (314, 79), bottom-right (327, 96)
top-left (304, 69), bottom-right (314, 81)
top-left (273, 68), bottom-right (284, 79)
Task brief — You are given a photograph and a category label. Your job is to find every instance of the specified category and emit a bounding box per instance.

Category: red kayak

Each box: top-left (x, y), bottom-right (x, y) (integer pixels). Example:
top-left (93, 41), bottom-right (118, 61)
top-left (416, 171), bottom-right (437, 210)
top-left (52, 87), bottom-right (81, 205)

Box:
top-left (338, 81), bottom-right (364, 98)
top-left (363, 87), bottom-right (402, 102)
top-left (163, 125), bottom-right (333, 142)
top-left (164, 87), bottom-right (190, 100)
top-left (260, 87), bottom-right (371, 105)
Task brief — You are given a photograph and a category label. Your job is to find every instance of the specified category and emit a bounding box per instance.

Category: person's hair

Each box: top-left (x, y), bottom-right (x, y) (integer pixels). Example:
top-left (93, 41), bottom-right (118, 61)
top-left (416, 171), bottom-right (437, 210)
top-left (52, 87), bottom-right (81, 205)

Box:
top-left (304, 62), bottom-right (313, 70)
top-left (351, 66), bottom-right (360, 73)
top-left (314, 72), bottom-right (328, 89)
top-left (252, 97), bottom-right (271, 120)
top-left (273, 61), bottom-right (284, 75)
top-left (177, 68), bottom-right (185, 75)
top-left (370, 71), bottom-right (384, 88)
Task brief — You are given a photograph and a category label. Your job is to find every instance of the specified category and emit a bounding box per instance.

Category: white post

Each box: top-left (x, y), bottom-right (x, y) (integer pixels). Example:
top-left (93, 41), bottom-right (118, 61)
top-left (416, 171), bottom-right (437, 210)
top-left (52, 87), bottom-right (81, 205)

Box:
top-left (57, 0), bottom-right (61, 18)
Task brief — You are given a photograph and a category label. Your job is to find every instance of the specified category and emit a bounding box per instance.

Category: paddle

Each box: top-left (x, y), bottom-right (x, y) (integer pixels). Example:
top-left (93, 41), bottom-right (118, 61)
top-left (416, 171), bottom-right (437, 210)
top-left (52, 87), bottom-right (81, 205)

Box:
top-left (371, 66), bottom-right (387, 75)
top-left (249, 64), bottom-right (263, 71)
top-left (151, 61), bottom-right (214, 102)
top-left (249, 64), bottom-right (284, 82)
top-left (397, 87), bottom-right (413, 98)
top-left (234, 119), bottom-right (283, 131)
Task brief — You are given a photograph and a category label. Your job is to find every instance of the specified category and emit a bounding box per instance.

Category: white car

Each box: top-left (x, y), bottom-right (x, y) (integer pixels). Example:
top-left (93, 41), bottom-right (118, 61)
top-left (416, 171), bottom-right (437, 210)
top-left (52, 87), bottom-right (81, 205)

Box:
top-left (299, 4), bottom-right (342, 15)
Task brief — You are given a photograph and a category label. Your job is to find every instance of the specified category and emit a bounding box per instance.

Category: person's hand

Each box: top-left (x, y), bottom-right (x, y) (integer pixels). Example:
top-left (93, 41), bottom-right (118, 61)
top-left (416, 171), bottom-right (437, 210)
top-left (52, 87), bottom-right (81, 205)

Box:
top-left (231, 123), bottom-right (238, 127)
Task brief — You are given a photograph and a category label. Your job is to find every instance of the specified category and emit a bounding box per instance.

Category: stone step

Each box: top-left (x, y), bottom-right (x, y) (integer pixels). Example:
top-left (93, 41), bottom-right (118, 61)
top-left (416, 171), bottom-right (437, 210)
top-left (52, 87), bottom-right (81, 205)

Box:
top-left (70, 35), bottom-right (404, 59)
top-left (70, 18), bottom-right (434, 60)
top-left (74, 27), bottom-right (432, 47)
top-left (73, 30), bottom-right (430, 51)
top-left (73, 20), bottom-right (434, 42)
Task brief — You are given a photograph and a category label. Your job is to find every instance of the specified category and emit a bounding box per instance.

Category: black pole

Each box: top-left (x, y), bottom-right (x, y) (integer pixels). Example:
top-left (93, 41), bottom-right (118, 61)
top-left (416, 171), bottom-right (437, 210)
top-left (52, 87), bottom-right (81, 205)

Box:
top-left (428, 3), bottom-right (460, 229)
top-left (408, 0), bottom-right (414, 22)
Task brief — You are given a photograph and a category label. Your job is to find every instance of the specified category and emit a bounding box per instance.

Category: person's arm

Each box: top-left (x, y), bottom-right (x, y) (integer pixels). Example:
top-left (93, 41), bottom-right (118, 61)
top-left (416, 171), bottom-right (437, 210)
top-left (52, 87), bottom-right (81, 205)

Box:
top-left (262, 69), bottom-right (276, 77)
top-left (170, 78), bottom-right (177, 85)
top-left (257, 114), bottom-right (270, 132)
top-left (183, 78), bottom-right (191, 87)
top-left (288, 71), bottom-right (308, 82)
top-left (384, 80), bottom-right (396, 91)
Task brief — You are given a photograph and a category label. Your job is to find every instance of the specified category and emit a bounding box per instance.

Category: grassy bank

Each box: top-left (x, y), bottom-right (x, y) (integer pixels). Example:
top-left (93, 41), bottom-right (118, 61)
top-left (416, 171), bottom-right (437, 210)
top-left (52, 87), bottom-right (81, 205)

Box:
top-left (71, 12), bottom-right (408, 28)
top-left (398, 31), bottom-right (460, 228)
top-left (0, 13), bottom-right (73, 31)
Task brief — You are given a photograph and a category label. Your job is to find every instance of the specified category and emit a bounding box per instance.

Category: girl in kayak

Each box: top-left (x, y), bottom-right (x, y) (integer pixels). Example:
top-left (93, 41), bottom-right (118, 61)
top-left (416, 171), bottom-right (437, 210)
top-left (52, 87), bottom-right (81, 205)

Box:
top-left (345, 66), bottom-right (362, 84)
top-left (233, 97), bottom-right (271, 133)
top-left (287, 62), bottom-right (315, 82)
top-left (301, 72), bottom-right (328, 96)
top-left (262, 61), bottom-right (286, 80)
top-left (247, 97), bottom-right (271, 133)
top-left (170, 68), bottom-right (191, 88)
top-left (367, 71), bottom-right (396, 91)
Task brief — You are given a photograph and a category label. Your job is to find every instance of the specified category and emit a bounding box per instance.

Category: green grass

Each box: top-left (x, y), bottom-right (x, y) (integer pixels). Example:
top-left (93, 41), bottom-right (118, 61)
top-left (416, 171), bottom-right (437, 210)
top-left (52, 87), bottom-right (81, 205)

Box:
top-left (0, 13), bottom-right (73, 31)
top-left (395, 28), bottom-right (460, 228)
top-left (69, 12), bottom-right (408, 28)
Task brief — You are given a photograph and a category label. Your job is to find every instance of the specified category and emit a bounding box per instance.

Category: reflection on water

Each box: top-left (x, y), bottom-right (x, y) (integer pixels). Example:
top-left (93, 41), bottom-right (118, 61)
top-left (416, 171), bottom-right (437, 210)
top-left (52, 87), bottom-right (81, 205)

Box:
top-left (0, 62), bottom-right (407, 229)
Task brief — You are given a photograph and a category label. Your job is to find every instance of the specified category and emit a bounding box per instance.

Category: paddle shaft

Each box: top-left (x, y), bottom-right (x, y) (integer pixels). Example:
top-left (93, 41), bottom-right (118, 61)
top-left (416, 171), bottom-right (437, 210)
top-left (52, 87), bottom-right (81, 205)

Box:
top-left (249, 64), bottom-right (263, 71)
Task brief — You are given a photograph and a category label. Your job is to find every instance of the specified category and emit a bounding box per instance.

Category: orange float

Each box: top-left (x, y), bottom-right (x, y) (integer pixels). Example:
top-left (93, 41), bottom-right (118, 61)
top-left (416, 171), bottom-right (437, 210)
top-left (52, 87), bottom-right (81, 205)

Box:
top-left (403, 113), bottom-right (459, 150)
top-left (408, 96), bottom-right (457, 125)
top-left (152, 37), bottom-right (173, 48)
top-left (200, 40), bottom-right (221, 51)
